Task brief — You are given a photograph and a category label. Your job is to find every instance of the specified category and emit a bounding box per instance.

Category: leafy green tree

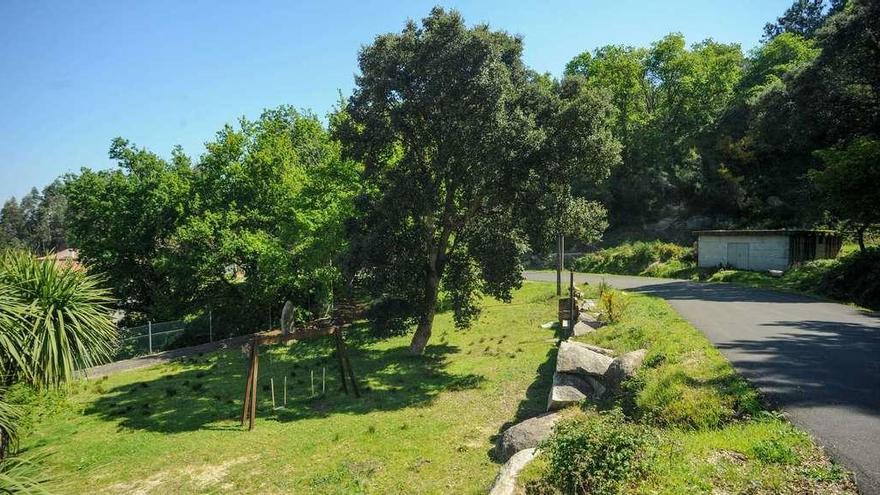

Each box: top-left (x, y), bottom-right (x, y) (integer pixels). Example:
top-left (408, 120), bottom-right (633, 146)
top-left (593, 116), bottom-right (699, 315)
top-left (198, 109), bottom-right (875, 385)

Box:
top-left (0, 201), bottom-right (24, 250)
top-left (738, 33), bottom-right (819, 96)
top-left (65, 107), bottom-right (358, 326)
top-left (726, 0), bottom-right (877, 226)
top-left (177, 107), bottom-right (358, 320)
top-left (763, 0), bottom-right (839, 40)
top-left (337, 8), bottom-right (619, 354)
top-left (811, 138), bottom-right (880, 251)
top-left (566, 34), bottom-right (744, 226)
top-left (0, 184), bottom-right (69, 255)
top-left (64, 139), bottom-right (194, 320)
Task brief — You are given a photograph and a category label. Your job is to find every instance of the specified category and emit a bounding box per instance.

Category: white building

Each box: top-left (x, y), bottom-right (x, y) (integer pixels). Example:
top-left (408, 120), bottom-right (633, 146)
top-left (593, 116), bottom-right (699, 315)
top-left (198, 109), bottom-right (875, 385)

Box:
top-left (696, 230), bottom-right (841, 271)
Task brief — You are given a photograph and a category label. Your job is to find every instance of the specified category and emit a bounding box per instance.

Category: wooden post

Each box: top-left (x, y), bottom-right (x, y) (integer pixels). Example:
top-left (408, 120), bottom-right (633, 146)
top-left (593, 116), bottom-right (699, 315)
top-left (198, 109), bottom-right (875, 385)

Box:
top-left (334, 330), bottom-right (349, 394)
top-left (249, 345), bottom-right (258, 431)
top-left (344, 353), bottom-right (360, 398)
top-left (339, 330), bottom-right (360, 398)
top-left (283, 375), bottom-right (287, 405)
top-left (270, 378), bottom-right (276, 409)
top-left (240, 342), bottom-right (255, 426)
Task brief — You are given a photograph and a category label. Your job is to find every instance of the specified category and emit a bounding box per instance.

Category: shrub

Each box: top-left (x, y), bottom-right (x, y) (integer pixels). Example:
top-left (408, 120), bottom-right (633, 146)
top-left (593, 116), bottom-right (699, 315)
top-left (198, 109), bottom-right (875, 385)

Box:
top-left (752, 438), bottom-right (799, 464)
top-left (816, 247), bottom-right (880, 309)
top-left (526, 409), bottom-right (653, 495)
top-left (599, 289), bottom-right (630, 324)
top-left (0, 250), bottom-right (118, 388)
top-left (572, 241), bottom-right (695, 278)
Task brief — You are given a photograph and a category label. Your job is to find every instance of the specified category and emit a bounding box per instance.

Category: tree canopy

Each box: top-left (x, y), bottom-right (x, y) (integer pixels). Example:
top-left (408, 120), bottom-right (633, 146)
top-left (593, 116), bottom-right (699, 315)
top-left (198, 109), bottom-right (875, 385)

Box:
top-left (0, 182), bottom-right (68, 254)
top-left (337, 8), bottom-right (620, 353)
top-left (65, 107), bottom-right (358, 325)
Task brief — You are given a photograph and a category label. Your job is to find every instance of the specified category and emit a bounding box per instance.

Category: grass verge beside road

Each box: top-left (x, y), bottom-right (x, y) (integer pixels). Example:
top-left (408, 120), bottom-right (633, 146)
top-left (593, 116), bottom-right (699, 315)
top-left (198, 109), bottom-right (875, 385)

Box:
top-left (571, 241), bottom-right (880, 310)
top-left (520, 286), bottom-right (855, 494)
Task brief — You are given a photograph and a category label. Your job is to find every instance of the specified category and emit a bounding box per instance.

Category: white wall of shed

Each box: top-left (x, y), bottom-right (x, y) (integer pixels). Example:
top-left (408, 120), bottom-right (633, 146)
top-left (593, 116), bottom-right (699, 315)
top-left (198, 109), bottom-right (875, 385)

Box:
top-left (697, 234), bottom-right (790, 271)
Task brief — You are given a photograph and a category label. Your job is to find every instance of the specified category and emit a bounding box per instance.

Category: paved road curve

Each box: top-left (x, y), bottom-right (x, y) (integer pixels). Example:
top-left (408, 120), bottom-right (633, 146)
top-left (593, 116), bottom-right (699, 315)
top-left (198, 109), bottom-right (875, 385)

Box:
top-left (524, 271), bottom-right (880, 494)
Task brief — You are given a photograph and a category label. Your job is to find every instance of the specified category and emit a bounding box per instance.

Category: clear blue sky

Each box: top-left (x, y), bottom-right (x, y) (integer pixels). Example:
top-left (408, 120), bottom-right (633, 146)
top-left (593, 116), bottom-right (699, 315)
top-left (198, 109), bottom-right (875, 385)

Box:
top-left (0, 0), bottom-right (791, 202)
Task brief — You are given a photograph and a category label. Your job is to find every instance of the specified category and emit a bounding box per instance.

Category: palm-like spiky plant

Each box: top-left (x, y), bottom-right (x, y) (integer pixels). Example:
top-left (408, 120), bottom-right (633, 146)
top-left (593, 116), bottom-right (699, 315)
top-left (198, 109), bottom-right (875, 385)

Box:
top-left (0, 453), bottom-right (52, 494)
top-left (0, 250), bottom-right (118, 389)
top-left (0, 281), bottom-right (28, 381)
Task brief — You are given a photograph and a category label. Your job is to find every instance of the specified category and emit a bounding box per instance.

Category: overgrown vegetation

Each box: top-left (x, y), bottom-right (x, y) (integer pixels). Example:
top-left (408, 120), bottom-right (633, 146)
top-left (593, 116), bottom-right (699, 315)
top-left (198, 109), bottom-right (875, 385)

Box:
top-left (526, 408), bottom-right (653, 495)
top-left (708, 247), bottom-right (880, 309)
top-left (521, 285), bottom-right (854, 493)
top-left (573, 240), bottom-right (880, 309)
top-left (572, 241), bottom-right (697, 278)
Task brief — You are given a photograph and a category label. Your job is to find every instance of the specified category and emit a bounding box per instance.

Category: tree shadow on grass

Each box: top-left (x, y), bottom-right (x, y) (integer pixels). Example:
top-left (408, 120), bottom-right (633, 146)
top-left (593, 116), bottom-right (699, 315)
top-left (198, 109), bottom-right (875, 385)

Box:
top-left (486, 346), bottom-right (557, 461)
top-left (84, 326), bottom-right (485, 433)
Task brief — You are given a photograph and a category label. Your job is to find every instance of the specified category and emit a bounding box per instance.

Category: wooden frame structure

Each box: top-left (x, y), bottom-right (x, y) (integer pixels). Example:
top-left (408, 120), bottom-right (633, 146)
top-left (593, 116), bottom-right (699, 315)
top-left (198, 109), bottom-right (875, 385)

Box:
top-left (240, 321), bottom-right (359, 431)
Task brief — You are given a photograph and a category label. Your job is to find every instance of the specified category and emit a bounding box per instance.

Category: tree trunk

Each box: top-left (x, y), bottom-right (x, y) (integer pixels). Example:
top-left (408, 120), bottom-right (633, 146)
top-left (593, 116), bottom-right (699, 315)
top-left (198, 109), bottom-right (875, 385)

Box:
top-left (410, 269), bottom-right (440, 355)
top-left (857, 225), bottom-right (867, 253)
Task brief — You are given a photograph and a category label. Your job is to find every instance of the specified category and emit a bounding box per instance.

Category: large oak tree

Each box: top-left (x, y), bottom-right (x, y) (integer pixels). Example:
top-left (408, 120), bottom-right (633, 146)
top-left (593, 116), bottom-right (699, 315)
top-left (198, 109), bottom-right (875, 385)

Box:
top-left (337, 8), bottom-right (620, 354)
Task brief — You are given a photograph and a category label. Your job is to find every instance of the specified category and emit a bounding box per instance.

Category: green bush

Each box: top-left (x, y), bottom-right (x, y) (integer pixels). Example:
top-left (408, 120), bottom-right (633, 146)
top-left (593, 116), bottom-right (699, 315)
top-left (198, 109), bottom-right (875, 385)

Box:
top-left (572, 241), bottom-right (695, 278)
top-left (526, 409), bottom-right (653, 495)
top-left (752, 438), bottom-right (799, 465)
top-left (599, 289), bottom-right (630, 324)
top-left (817, 247), bottom-right (880, 309)
top-left (706, 247), bottom-right (880, 310)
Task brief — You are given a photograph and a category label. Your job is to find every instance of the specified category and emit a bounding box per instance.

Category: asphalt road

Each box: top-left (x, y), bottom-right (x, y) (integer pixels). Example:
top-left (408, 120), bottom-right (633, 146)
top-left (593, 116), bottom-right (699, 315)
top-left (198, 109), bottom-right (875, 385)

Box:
top-left (524, 271), bottom-right (880, 494)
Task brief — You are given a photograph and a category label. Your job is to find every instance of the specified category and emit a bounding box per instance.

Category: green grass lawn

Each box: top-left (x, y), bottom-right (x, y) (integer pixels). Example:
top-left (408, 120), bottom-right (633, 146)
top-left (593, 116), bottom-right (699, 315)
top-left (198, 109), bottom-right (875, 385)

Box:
top-left (22, 283), bottom-right (560, 494)
top-left (518, 286), bottom-right (855, 494)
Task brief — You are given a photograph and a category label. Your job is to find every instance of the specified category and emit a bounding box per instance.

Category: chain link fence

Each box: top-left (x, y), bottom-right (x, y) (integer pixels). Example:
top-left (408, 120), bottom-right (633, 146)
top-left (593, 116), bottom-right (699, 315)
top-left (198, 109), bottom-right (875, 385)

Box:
top-left (114, 308), bottom-right (282, 360)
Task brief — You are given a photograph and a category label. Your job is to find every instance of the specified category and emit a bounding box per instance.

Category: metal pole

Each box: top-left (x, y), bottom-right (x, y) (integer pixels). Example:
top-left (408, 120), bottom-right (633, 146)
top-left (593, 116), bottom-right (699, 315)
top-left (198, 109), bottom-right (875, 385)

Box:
top-left (561, 235), bottom-right (565, 271)
top-left (148, 321), bottom-right (153, 354)
top-left (569, 270), bottom-right (575, 336)
top-left (556, 234), bottom-right (562, 296)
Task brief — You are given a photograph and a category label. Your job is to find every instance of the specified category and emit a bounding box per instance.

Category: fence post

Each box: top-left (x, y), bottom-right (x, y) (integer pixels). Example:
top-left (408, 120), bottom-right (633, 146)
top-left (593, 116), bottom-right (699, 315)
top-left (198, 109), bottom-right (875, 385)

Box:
top-left (209, 309), bottom-right (213, 343)
top-left (148, 321), bottom-right (153, 354)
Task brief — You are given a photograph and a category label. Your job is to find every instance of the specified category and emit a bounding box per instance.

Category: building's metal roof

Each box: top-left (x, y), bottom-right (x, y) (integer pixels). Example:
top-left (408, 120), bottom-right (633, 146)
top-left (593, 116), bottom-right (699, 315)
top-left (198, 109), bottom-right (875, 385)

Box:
top-left (694, 229), bottom-right (840, 237)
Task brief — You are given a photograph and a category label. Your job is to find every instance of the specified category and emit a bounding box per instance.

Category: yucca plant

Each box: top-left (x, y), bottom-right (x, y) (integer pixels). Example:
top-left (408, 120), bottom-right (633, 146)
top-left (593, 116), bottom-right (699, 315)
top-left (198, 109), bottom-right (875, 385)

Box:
top-left (0, 281), bottom-right (28, 382)
top-left (0, 250), bottom-right (118, 389)
top-left (0, 453), bottom-right (52, 495)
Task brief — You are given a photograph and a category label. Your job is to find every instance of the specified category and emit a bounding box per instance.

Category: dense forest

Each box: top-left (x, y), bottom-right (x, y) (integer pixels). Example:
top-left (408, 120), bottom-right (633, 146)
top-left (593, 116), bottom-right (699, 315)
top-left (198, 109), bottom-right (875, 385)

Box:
top-left (566, 0), bottom-right (878, 245)
top-left (0, 0), bottom-right (877, 326)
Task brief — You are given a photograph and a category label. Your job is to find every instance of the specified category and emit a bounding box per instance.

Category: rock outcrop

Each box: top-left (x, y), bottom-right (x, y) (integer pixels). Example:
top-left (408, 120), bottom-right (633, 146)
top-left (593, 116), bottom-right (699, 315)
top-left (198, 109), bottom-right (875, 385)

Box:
top-left (578, 311), bottom-right (605, 329)
top-left (604, 349), bottom-right (648, 391)
top-left (548, 372), bottom-right (600, 411)
top-left (495, 412), bottom-right (561, 462)
top-left (488, 448), bottom-right (538, 495)
top-left (556, 340), bottom-right (613, 377)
